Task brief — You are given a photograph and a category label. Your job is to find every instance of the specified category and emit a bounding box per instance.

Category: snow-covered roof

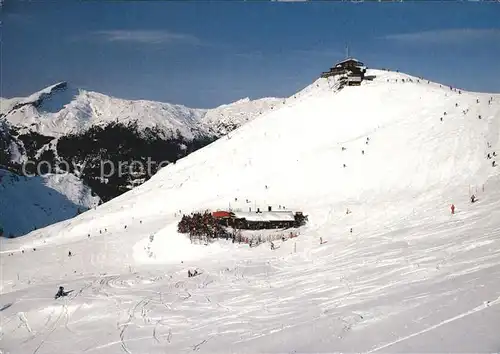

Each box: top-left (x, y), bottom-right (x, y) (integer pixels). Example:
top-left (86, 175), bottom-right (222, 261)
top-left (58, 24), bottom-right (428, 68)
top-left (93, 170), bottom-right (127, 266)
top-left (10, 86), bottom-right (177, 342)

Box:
top-left (335, 58), bottom-right (364, 66)
top-left (232, 211), bottom-right (295, 222)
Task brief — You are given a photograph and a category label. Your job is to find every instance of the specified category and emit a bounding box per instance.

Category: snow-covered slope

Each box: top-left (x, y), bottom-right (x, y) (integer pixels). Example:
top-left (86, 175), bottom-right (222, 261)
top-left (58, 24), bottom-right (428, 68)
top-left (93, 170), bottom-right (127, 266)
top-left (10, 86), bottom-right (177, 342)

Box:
top-left (0, 169), bottom-right (100, 237)
top-left (2, 82), bottom-right (281, 138)
top-left (200, 97), bottom-right (283, 135)
top-left (2, 69), bottom-right (500, 353)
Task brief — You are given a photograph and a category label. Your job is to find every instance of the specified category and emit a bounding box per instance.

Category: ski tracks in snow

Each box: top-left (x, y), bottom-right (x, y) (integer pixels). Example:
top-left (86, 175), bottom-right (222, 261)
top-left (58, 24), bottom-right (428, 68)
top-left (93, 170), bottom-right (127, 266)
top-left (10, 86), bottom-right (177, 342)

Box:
top-left (31, 297), bottom-right (72, 354)
top-left (365, 295), bottom-right (500, 353)
top-left (118, 297), bottom-right (151, 354)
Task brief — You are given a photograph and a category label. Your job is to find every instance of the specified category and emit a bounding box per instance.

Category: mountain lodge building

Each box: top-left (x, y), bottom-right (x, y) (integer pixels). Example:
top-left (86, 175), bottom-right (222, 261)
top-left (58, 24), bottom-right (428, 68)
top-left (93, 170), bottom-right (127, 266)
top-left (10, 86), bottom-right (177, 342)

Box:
top-left (212, 210), bottom-right (303, 230)
top-left (321, 58), bottom-right (367, 86)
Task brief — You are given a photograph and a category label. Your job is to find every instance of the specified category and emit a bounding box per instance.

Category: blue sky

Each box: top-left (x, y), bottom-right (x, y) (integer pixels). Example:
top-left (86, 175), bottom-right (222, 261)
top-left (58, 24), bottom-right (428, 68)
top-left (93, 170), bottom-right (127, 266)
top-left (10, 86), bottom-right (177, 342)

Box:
top-left (2, 1), bottom-right (500, 108)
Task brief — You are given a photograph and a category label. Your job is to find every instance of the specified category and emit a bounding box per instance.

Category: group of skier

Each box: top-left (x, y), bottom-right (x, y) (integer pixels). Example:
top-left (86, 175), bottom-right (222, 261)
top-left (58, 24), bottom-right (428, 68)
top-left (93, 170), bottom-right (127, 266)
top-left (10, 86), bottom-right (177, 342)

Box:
top-left (450, 192), bottom-right (479, 215)
top-left (341, 137), bottom-right (369, 168)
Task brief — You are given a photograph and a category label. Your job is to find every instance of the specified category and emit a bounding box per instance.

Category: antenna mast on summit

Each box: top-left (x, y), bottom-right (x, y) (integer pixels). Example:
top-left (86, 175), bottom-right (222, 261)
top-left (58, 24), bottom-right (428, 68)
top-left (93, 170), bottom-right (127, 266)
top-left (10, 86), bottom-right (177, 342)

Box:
top-left (345, 45), bottom-right (350, 59)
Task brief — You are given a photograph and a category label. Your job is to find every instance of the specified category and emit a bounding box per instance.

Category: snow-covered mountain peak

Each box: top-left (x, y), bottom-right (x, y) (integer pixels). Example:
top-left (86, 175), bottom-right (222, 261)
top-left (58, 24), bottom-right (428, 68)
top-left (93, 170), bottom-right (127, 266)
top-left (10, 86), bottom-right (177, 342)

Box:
top-left (25, 81), bottom-right (69, 106)
top-left (0, 82), bottom-right (69, 117)
top-left (2, 85), bottom-right (206, 138)
top-left (1, 83), bottom-right (283, 139)
top-left (216, 97), bottom-right (252, 108)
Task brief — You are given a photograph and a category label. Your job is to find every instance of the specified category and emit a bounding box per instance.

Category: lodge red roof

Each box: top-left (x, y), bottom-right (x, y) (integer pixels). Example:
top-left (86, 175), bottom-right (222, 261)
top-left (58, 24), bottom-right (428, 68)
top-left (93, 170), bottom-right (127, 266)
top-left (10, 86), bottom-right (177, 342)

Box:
top-left (212, 211), bottom-right (232, 218)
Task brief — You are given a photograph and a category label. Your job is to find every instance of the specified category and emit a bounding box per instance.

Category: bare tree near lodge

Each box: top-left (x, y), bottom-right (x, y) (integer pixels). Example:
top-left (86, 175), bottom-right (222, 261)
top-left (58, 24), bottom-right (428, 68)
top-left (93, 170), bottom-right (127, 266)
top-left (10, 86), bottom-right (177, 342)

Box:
top-left (178, 209), bottom-right (308, 244)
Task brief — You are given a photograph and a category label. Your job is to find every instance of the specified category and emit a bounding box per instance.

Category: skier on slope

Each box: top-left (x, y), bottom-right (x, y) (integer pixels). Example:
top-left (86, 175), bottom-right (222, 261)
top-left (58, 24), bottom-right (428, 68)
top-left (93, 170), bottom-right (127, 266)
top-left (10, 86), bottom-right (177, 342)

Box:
top-left (451, 204), bottom-right (455, 215)
top-left (470, 194), bottom-right (476, 203)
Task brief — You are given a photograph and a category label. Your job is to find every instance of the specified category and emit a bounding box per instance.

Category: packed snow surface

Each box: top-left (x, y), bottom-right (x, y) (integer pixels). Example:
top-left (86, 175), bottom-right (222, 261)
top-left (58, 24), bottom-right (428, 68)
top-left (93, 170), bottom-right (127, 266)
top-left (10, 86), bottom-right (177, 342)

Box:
top-left (1, 69), bottom-right (500, 353)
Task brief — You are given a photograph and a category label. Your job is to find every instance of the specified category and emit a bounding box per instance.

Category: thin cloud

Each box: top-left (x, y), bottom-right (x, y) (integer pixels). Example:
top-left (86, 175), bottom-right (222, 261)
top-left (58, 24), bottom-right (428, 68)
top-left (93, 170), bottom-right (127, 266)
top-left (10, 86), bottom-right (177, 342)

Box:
top-left (91, 30), bottom-right (202, 45)
top-left (383, 28), bottom-right (500, 44)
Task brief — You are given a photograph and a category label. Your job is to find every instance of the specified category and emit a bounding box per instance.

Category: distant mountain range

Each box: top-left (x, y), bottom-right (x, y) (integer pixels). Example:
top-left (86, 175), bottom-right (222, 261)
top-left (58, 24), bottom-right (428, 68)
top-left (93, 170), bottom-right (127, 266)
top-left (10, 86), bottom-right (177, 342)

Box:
top-left (0, 82), bottom-right (282, 236)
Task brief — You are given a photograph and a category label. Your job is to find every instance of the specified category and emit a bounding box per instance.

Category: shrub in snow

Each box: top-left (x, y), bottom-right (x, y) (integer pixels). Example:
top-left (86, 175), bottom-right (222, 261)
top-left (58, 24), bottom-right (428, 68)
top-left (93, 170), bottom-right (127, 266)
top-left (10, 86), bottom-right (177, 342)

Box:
top-left (294, 212), bottom-right (308, 228)
top-left (178, 211), bottom-right (229, 243)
